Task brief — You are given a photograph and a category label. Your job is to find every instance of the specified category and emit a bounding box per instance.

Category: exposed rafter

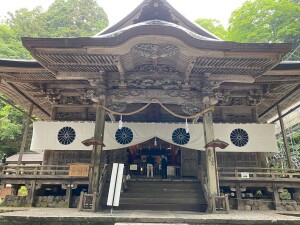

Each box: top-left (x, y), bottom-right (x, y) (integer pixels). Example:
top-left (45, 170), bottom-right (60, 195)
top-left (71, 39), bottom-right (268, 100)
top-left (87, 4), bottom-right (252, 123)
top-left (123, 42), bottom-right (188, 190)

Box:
top-left (3, 80), bottom-right (50, 117)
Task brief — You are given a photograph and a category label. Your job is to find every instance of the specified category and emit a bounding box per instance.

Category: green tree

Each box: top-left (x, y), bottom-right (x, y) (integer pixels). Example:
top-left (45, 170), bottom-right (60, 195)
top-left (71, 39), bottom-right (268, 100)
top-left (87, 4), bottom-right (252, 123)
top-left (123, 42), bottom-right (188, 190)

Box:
top-left (0, 0), bottom-right (109, 59)
top-left (6, 6), bottom-right (47, 39)
top-left (194, 18), bottom-right (228, 40)
top-left (44, 0), bottom-right (108, 37)
top-left (228, 0), bottom-right (300, 60)
top-left (0, 97), bottom-right (25, 157)
top-left (0, 25), bottom-right (31, 59)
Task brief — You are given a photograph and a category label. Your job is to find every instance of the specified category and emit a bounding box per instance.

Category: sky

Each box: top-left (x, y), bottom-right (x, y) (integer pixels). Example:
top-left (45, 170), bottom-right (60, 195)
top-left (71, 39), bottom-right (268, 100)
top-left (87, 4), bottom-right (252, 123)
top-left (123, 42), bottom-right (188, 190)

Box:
top-left (0, 0), bottom-right (246, 28)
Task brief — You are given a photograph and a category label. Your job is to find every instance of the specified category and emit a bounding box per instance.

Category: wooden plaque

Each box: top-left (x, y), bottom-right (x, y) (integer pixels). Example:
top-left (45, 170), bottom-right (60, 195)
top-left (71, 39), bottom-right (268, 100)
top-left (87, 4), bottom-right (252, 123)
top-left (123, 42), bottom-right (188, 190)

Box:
top-left (69, 163), bottom-right (90, 177)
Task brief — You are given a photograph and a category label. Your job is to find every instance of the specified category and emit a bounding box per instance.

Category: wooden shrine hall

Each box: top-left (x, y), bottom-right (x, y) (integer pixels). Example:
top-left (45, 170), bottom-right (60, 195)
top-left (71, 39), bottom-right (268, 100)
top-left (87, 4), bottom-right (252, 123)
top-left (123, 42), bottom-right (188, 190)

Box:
top-left (1, 0), bottom-right (300, 213)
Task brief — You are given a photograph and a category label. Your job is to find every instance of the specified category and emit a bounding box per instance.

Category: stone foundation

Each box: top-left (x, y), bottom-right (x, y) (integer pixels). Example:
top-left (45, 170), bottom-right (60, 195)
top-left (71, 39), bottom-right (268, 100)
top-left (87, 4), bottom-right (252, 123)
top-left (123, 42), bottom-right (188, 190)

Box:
top-left (0, 195), bottom-right (29, 207)
top-left (1, 195), bottom-right (80, 208)
top-left (229, 198), bottom-right (300, 211)
top-left (280, 200), bottom-right (300, 211)
top-left (242, 199), bottom-right (273, 210)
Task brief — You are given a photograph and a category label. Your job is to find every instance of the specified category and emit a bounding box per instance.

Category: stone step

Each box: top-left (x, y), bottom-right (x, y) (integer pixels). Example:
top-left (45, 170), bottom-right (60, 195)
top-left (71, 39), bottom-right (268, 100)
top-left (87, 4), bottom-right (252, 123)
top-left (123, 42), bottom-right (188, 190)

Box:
top-left (100, 179), bottom-right (207, 212)
top-left (119, 197), bottom-right (202, 205)
top-left (115, 203), bottom-right (207, 212)
top-left (119, 192), bottom-right (202, 198)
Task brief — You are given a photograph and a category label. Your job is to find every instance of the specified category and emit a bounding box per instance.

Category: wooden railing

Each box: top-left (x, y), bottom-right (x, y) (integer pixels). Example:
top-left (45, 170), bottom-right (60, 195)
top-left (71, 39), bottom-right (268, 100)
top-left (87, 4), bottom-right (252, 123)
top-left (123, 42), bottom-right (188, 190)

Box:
top-left (0, 165), bottom-right (70, 177)
top-left (198, 166), bottom-right (230, 213)
top-left (78, 164), bottom-right (109, 212)
top-left (211, 194), bottom-right (230, 214)
top-left (218, 167), bottom-right (300, 180)
top-left (98, 164), bottom-right (109, 205)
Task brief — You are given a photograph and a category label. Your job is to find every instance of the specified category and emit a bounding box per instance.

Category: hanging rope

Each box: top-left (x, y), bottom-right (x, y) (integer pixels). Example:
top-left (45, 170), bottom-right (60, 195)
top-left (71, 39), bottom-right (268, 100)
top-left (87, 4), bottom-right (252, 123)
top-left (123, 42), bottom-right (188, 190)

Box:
top-left (95, 98), bottom-right (214, 119)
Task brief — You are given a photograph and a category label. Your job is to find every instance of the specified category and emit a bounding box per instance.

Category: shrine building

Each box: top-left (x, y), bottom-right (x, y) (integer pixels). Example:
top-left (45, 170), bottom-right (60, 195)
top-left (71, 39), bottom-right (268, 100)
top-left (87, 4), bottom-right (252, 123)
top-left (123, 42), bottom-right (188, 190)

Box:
top-left (0, 0), bottom-right (300, 212)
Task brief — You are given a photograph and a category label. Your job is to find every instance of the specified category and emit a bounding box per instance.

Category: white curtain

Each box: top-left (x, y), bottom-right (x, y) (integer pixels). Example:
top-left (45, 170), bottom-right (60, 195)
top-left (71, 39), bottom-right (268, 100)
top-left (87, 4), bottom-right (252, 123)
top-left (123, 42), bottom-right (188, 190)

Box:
top-left (214, 123), bottom-right (278, 153)
top-left (104, 123), bottom-right (204, 151)
top-left (30, 121), bottom-right (278, 153)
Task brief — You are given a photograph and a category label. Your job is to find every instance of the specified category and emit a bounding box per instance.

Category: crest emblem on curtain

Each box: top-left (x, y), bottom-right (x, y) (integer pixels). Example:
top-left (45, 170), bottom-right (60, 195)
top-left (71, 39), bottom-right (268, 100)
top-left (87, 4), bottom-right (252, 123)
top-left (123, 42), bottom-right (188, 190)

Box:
top-left (172, 128), bottom-right (190, 145)
top-left (230, 128), bottom-right (249, 147)
top-left (115, 127), bottom-right (134, 145)
top-left (57, 126), bottom-right (76, 145)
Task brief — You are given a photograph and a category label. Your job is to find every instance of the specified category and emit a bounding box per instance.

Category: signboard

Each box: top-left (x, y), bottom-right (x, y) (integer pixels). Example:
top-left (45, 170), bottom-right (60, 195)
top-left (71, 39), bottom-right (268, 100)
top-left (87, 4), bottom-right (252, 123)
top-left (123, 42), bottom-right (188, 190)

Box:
top-left (107, 163), bottom-right (124, 207)
top-left (130, 164), bottom-right (137, 171)
top-left (241, 172), bottom-right (250, 179)
top-left (69, 163), bottom-right (89, 177)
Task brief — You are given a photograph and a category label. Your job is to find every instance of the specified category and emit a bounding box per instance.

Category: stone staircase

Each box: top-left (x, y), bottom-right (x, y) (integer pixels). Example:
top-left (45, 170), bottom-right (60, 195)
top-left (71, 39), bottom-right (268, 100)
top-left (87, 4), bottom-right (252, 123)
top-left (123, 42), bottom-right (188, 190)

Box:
top-left (101, 179), bottom-right (207, 212)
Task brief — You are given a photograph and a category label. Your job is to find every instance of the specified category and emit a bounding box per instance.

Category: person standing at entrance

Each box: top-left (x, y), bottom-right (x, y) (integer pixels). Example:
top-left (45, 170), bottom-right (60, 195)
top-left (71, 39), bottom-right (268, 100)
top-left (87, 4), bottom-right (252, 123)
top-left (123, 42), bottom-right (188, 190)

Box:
top-left (146, 155), bottom-right (155, 178)
top-left (160, 155), bottom-right (168, 179)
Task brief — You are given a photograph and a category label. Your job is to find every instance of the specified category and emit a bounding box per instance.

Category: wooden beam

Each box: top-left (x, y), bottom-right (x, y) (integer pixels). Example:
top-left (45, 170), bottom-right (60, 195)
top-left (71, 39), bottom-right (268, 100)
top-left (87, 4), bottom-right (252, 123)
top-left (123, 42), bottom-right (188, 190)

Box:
top-left (113, 56), bottom-right (126, 87)
top-left (18, 104), bottom-right (34, 165)
top-left (277, 104), bottom-right (293, 169)
top-left (0, 95), bottom-right (36, 120)
top-left (4, 81), bottom-right (50, 117)
top-left (258, 84), bottom-right (300, 119)
top-left (270, 103), bottom-right (300, 123)
top-left (183, 57), bottom-right (196, 89)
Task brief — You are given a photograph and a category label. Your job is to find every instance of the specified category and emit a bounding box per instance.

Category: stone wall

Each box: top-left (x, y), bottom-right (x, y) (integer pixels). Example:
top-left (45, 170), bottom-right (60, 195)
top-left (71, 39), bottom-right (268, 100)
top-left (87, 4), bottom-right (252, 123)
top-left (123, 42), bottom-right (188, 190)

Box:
top-left (0, 195), bottom-right (28, 207)
top-left (242, 199), bottom-right (273, 210)
top-left (35, 196), bottom-right (68, 208)
top-left (280, 200), bottom-right (300, 211)
top-left (229, 198), bottom-right (300, 211)
top-left (0, 195), bottom-right (80, 208)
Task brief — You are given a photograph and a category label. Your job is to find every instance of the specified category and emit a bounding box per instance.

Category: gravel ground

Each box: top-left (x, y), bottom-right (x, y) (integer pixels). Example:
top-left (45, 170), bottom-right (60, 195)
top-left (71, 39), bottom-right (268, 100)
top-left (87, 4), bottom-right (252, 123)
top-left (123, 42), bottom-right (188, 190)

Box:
top-left (0, 208), bottom-right (300, 221)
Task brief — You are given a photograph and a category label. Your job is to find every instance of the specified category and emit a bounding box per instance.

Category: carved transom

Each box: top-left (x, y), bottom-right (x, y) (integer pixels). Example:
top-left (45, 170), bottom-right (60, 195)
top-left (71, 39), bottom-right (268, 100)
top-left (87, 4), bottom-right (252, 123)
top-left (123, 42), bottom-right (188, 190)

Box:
top-left (106, 101), bottom-right (127, 113)
top-left (181, 102), bottom-right (202, 115)
top-left (129, 64), bottom-right (181, 75)
top-left (127, 79), bottom-right (181, 90)
top-left (131, 44), bottom-right (180, 59)
top-left (81, 88), bottom-right (106, 102)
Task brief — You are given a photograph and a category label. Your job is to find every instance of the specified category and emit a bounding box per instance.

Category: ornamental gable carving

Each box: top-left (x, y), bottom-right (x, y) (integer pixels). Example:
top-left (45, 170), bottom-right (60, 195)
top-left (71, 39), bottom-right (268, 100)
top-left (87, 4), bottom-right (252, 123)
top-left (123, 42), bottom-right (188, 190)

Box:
top-left (133, 0), bottom-right (179, 24)
top-left (127, 79), bottom-right (181, 90)
top-left (127, 64), bottom-right (182, 77)
top-left (181, 102), bottom-right (202, 116)
top-left (131, 44), bottom-right (180, 59)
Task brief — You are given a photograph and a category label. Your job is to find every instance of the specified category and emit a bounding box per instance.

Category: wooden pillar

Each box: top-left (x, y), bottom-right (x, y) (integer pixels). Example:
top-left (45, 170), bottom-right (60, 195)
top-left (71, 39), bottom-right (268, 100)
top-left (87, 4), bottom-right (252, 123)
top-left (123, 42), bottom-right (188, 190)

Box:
top-left (11, 185), bottom-right (20, 196)
top-left (252, 107), bottom-right (267, 168)
top-left (29, 181), bottom-right (36, 207)
top-left (65, 186), bottom-right (72, 208)
top-left (235, 183), bottom-right (244, 210)
top-left (50, 105), bottom-right (57, 120)
top-left (88, 100), bottom-right (106, 194)
top-left (17, 104), bottom-right (34, 165)
top-left (83, 107), bottom-right (88, 120)
top-left (277, 105), bottom-right (293, 168)
top-left (272, 184), bottom-right (283, 210)
top-left (203, 97), bottom-right (218, 211)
